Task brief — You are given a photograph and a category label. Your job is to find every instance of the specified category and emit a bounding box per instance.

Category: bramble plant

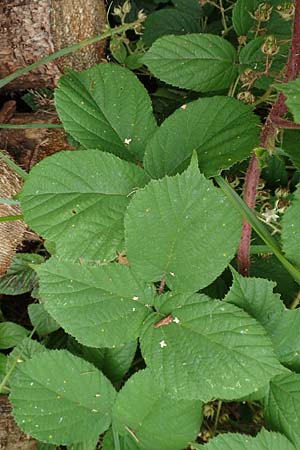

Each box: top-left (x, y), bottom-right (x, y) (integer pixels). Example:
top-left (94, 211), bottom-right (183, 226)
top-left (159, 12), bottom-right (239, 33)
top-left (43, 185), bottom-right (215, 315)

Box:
top-left (1, 0), bottom-right (300, 449)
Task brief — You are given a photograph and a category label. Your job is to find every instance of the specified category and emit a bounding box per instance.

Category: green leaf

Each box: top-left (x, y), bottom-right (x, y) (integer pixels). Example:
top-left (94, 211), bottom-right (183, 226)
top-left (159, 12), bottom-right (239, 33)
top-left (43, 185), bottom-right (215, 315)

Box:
top-left (140, 292), bottom-right (282, 401)
top-left (38, 444), bottom-right (57, 450)
top-left (251, 254), bottom-right (298, 303)
top-left (7, 338), bottom-right (46, 368)
top-left (0, 353), bottom-right (7, 381)
top-left (36, 257), bottom-right (154, 347)
top-left (263, 372), bottom-right (300, 448)
top-left (232, 0), bottom-right (259, 36)
top-left (225, 269), bottom-right (300, 370)
top-left (28, 304), bottom-right (60, 336)
top-left (171, 0), bottom-right (203, 15)
top-left (102, 428), bottom-right (140, 450)
top-left (275, 79), bottom-right (300, 123)
top-left (261, 154), bottom-right (288, 187)
top-left (282, 184), bottom-right (300, 268)
top-left (125, 156), bottom-right (242, 292)
top-left (0, 322), bottom-right (29, 349)
top-left (67, 338), bottom-right (137, 385)
top-left (192, 428), bottom-right (295, 449)
top-left (144, 96), bottom-right (259, 178)
top-left (67, 436), bottom-right (99, 450)
top-left (142, 34), bottom-right (238, 92)
top-left (0, 254), bottom-right (44, 295)
top-left (282, 130), bottom-right (300, 169)
top-left (55, 64), bottom-right (157, 162)
top-left (19, 150), bottom-right (149, 262)
top-left (10, 350), bottom-right (116, 445)
top-left (143, 9), bottom-right (201, 46)
top-left (113, 369), bottom-right (203, 450)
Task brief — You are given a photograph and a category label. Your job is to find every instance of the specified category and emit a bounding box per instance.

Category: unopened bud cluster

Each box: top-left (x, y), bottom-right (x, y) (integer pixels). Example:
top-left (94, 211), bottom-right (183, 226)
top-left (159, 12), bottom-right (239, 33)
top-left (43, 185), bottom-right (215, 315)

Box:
top-left (113, 0), bottom-right (131, 17)
top-left (261, 35), bottom-right (280, 56)
top-left (276, 2), bottom-right (295, 20)
top-left (254, 3), bottom-right (273, 22)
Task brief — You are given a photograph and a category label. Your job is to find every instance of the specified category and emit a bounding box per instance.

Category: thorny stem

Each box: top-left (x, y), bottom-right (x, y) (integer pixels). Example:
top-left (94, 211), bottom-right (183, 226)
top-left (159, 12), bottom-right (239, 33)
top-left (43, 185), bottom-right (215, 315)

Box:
top-left (237, 0), bottom-right (300, 276)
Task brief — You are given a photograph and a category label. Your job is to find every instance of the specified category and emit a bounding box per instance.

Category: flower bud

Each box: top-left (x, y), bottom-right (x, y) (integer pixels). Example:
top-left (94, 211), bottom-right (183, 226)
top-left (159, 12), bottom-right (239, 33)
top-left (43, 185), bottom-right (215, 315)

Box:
top-left (122, 1), bottom-right (132, 14)
top-left (237, 91), bottom-right (255, 104)
top-left (254, 3), bottom-right (273, 22)
top-left (240, 68), bottom-right (257, 88)
top-left (261, 35), bottom-right (280, 56)
top-left (277, 2), bottom-right (295, 20)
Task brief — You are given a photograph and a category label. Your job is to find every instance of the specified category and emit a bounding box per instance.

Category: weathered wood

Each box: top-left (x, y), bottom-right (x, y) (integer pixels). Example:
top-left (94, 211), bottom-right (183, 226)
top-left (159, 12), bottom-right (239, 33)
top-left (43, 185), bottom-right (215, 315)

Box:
top-left (0, 149), bottom-right (25, 277)
top-left (0, 395), bottom-right (37, 450)
top-left (0, 111), bottom-right (76, 170)
top-left (0, 0), bottom-right (107, 91)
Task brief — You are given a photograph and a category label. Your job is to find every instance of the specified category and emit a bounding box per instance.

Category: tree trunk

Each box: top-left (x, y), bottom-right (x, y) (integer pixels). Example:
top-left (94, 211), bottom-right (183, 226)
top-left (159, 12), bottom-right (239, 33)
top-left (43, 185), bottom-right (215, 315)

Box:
top-left (0, 0), bottom-right (107, 91)
top-left (0, 395), bottom-right (37, 450)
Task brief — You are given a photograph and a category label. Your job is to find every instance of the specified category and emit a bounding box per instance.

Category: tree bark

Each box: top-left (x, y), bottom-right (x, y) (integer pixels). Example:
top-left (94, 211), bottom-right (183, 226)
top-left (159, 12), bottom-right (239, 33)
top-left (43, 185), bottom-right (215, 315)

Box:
top-left (0, 0), bottom-right (107, 91)
top-left (0, 110), bottom-right (76, 171)
top-left (0, 148), bottom-right (25, 277)
top-left (0, 395), bottom-right (37, 450)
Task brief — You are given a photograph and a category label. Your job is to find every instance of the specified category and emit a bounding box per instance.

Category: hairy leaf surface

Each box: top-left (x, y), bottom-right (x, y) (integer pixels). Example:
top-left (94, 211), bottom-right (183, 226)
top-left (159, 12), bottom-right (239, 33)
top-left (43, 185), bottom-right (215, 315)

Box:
top-left (0, 322), bottom-right (29, 349)
top-left (144, 96), bottom-right (259, 178)
top-left (140, 292), bottom-right (282, 401)
top-left (10, 350), bottom-right (116, 445)
top-left (225, 270), bottom-right (300, 370)
top-left (142, 34), bottom-right (237, 92)
top-left (126, 156), bottom-right (242, 292)
top-left (0, 253), bottom-right (43, 295)
top-left (143, 9), bottom-right (201, 46)
top-left (282, 184), bottom-right (300, 268)
top-left (112, 369), bottom-right (202, 450)
top-left (192, 428), bottom-right (295, 449)
top-left (275, 79), bottom-right (300, 123)
top-left (19, 150), bottom-right (149, 262)
top-left (264, 372), bottom-right (300, 448)
top-left (36, 258), bottom-right (154, 347)
top-left (55, 64), bottom-right (157, 162)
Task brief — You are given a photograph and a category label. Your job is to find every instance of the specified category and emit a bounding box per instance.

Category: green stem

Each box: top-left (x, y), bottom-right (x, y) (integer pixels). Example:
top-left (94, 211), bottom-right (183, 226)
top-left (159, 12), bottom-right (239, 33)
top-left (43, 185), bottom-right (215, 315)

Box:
top-left (252, 86), bottom-right (274, 107)
top-left (0, 215), bottom-right (24, 222)
top-left (112, 425), bottom-right (121, 450)
top-left (215, 175), bottom-right (300, 284)
top-left (290, 290), bottom-right (300, 309)
top-left (0, 21), bottom-right (141, 89)
top-left (0, 151), bottom-right (28, 180)
top-left (212, 400), bottom-right (222, 436)
top-left (0, 198), bottom-right (20, 206)
top-left (0, 123), bottom-right (63, 129)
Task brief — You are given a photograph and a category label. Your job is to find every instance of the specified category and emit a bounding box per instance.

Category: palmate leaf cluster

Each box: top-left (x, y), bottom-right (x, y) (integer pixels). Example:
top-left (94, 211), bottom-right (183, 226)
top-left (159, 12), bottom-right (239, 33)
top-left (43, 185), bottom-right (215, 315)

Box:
top-left (1, 0), bottom-right (300, 449)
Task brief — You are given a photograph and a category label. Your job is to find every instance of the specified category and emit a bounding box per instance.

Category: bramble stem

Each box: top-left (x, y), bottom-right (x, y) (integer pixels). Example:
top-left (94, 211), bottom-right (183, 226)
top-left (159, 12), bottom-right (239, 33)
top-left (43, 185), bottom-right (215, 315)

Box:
top-left (237, 0), bottom-right (300, 276)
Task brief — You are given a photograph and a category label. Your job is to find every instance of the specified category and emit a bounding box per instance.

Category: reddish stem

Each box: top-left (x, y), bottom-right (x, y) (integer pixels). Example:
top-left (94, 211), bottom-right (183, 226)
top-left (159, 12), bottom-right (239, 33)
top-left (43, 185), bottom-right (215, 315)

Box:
top-left (237, 0), bottom-right (300, 276)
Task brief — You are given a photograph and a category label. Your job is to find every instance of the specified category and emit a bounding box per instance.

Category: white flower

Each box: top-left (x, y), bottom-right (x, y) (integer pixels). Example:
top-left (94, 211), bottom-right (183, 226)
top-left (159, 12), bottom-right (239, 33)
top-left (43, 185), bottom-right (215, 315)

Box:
top-left (261, 208), bottom-right (279, 223)
top-left (124, 138), bottom-right (132, 145)
top-left (159, 340), bottom-right (167, 348)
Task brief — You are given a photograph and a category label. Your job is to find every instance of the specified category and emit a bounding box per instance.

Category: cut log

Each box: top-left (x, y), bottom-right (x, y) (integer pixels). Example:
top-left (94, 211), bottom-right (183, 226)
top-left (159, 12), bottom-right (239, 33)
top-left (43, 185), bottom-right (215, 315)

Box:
top-left (0, 0), bottom-right (107, 91)
top-left (0, 395), bottom-right (37, 450)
